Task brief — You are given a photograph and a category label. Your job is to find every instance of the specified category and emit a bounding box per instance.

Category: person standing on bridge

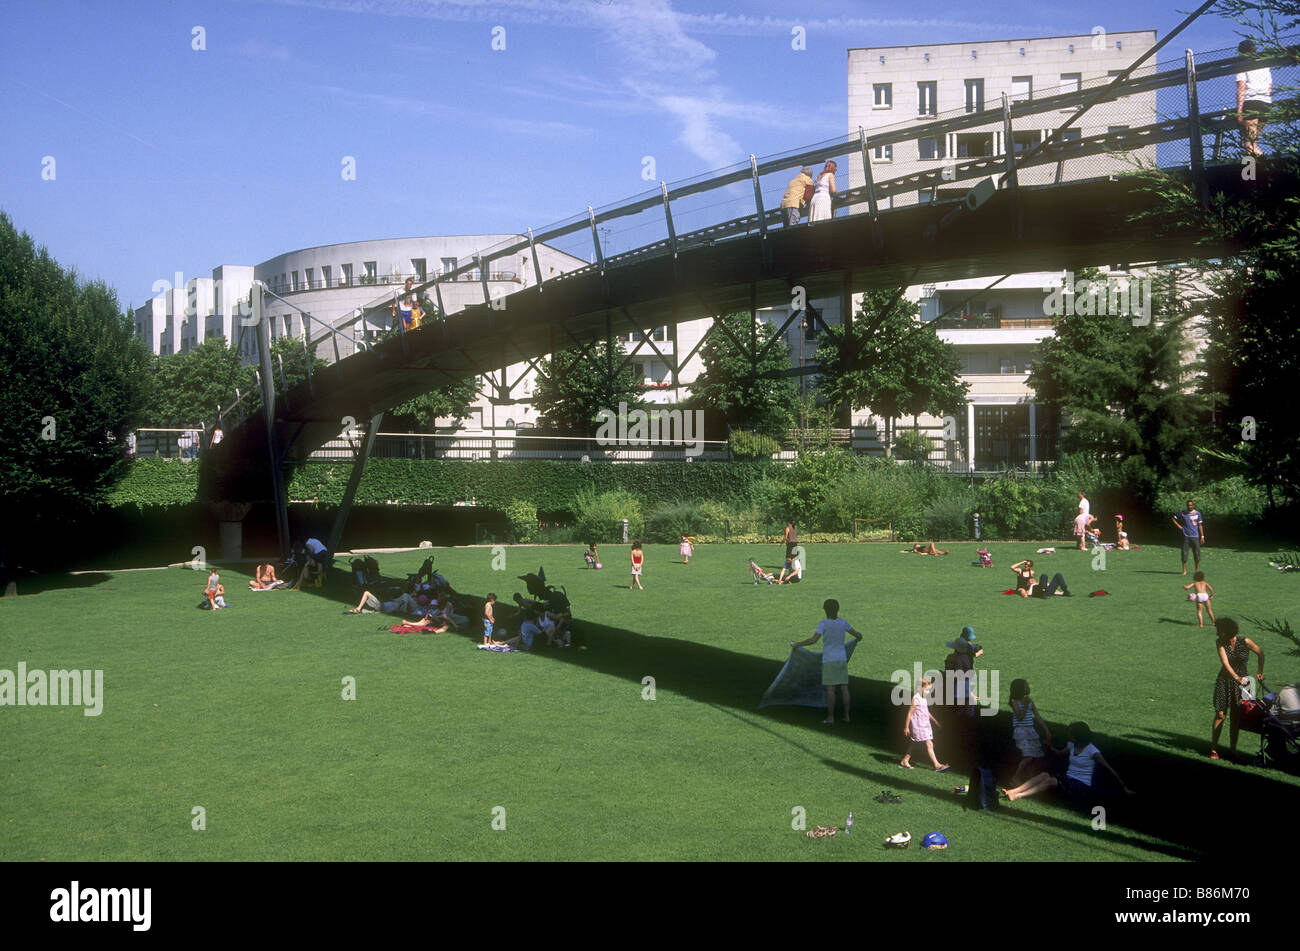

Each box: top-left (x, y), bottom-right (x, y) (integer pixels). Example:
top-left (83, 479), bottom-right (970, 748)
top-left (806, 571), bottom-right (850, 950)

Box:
top-left (780, 167), bottom-right (814, 226)
top-left (1236, 39), bottom-right (1272, 158)
top-left (809, 161), bottom-right (837, 223)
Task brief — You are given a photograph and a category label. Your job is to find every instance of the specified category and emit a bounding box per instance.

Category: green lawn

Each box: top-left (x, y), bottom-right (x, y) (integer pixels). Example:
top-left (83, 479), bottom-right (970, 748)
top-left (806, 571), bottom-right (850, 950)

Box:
top-left (3, 541), bottom-right (1299, 861)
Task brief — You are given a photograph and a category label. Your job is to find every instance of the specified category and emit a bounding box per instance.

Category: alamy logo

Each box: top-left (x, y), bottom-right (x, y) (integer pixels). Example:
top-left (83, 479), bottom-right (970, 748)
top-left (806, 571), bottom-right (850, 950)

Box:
top-left (890, 662), bottom-right (1000, 716)
top-left (0, 663), bottom-right (103, 716)
top-left (595, 402), bottom-right (704, 457)
top-left (50, 882), bottom-right (151, 931)
top-left (1043, 271), bottom-right (1152, 326)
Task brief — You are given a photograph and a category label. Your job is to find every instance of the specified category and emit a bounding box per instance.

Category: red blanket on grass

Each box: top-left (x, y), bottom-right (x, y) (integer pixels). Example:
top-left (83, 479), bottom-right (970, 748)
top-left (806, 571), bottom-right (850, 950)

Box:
top-left (390, 623), bottom-right (428, 634)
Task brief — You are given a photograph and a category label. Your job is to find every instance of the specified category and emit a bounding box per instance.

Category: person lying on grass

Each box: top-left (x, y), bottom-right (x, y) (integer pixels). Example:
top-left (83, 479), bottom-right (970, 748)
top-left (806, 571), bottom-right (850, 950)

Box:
top-left (902, 542), bottom-right (949, 555)
top-left (1001, 721), bottom-right (1134, 805)
top-left (345, 590), bottom-right (422, 615)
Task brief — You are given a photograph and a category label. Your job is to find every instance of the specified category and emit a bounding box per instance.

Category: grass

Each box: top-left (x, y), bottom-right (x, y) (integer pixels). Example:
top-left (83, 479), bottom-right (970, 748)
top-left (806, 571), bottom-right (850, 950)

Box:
top-left (3, 541), bottom-right (1300, 861)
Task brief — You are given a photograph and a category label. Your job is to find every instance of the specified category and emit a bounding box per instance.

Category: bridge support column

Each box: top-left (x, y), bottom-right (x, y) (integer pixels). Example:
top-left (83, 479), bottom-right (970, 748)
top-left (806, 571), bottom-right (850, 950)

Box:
top-left (254, 285), bottom-right (291, 557)
top-left (328, 413), bottom-right (384, 555)
top-left (1185, 49), bottom-right (1208, 206)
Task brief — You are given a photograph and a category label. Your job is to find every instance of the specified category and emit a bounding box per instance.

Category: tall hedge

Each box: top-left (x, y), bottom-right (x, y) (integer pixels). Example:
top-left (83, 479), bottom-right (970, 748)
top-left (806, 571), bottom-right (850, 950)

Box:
top-left (110, 458), bottom-right (782, 514)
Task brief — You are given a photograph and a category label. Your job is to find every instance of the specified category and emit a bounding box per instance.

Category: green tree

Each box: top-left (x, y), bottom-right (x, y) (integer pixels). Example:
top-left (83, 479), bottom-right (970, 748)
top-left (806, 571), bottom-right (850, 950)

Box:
top-left (1027, 267), bottom-right (1206, 504)
top-left (812, 289), bottom-right (968, 454)
top-left (687, 310), bottom-right (798, 436)
top-left (0, 212), bottom-right (152, 543)
top-left (532, 338), bottom-right (643, 434)
top-left (388, 378), bottom-right (479, 431)
top-left (142, 338), bottom-right (255, 427)
top-left (1122, 2), bottom-right (1300, 509)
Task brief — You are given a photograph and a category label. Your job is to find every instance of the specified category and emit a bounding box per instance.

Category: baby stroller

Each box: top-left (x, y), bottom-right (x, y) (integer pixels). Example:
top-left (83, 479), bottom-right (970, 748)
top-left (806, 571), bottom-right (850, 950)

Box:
top-left (749, 559), bottom-right (777, 585)
top-left (1241, 681), bottom-right (1300, 773)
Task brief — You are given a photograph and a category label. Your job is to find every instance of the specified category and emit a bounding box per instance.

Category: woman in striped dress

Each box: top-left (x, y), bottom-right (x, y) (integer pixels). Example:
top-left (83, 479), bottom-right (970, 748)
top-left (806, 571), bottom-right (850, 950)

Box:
top-left (1211, 617), bottom-right (1266, 761)
top-left (1008, 679), bottom-right (1052, 785)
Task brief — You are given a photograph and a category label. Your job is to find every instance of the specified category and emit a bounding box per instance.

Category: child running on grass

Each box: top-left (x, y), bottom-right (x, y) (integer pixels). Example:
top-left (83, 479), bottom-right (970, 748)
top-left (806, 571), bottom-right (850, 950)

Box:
top-left (1183, 571), bottom-right (1216, 627)
top-left (680, 534), bottom-right (694, 564)
top-left (629, 541), bottom-right (644, 590)
top-left (482, 593), bottom-right (498, 645)
top-left (900, 675), bottom-right (949, 771)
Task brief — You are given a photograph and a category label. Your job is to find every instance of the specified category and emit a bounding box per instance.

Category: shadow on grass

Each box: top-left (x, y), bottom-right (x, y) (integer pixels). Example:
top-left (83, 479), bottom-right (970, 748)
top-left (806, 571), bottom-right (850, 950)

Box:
top-left (2, 571), bottom-right (116, 597)
top-left (1156, 617), bottom-right (1200, 627)
top-left (304, 572), bottom-right (1300, 859)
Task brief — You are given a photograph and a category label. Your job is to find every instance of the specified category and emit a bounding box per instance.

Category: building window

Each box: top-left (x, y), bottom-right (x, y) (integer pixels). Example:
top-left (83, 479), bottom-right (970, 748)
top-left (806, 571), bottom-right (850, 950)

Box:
top-left (917, 81), bottom-right (937, 116)
top-left (873, 143), bottom-right (893, 162)
top-left (873, 83), bottom-right (892, 109)
top-left (322, 265), bottom-right (332, 287)
top-left (1011, 75), bottom-right (1032, 102)
top-left (955, 132), bottom-right (993, 158)
top-left (341, 263), bottom-right (353, 286)
top-left (1059, 128), bottom-right (1082, 144)
top-left (1012, 130), bottom-right (1040, 154)
top-left (363, 261), bottom-right (377, 283)
top-left (441, 257), bottom-right (457, 277)
top-left (964, 78), bottom-right (984, 113)
top-left (918, 136), bottom-right (945, 160)
top-left (1059, 72), bottom-right (1082, 98)
top-left (412, 258), bottom-right (426, 282)
top-left (305, 268), bottom-right (314, 289)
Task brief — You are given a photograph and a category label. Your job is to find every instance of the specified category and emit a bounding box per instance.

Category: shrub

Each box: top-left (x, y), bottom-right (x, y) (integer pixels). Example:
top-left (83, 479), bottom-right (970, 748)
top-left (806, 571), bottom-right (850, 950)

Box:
top-left (892, 429), bottom-right (936, 461)
top-left (502, 499), bottom-right (539, 542)
top-left (820, 458), bottom-right (925, 534)
top-left (644, 500), bottom-right (725, 542)
top-left (923, 496), bottom-right (972, 540)
top-left (572, 488), bottom-right (643, 543)
top-left (975, 470), bottom-right (1055, 539)
top-left (729, 429), bottom-right (781, 460)
top-left (1155, 476), bottom-right (1267, 522)
top-left (773, 448), bottom-right (856, 529)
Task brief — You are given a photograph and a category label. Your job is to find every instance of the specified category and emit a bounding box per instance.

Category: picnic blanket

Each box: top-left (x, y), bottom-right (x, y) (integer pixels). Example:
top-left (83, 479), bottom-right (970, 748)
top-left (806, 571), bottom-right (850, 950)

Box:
top-left (477, 643), bottom-right (521, 653)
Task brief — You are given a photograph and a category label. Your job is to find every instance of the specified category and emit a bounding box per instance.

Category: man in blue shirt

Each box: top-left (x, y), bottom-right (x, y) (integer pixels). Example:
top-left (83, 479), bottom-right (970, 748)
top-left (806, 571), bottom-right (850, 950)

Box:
top-left (1172, 500), bottom-right (1205, 576)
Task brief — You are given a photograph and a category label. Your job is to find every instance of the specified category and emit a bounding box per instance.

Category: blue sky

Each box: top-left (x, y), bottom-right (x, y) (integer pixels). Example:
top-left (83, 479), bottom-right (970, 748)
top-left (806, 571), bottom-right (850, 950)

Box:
top-left (1, 0), bottom-right (1242, 308)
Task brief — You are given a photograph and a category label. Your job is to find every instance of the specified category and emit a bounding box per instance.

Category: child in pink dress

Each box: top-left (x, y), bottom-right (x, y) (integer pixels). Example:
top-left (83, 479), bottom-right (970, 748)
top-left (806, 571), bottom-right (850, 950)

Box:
top-left (900, 675), bottom-right (949, 771)
top-left (680, 534), bottom-right (694, 564)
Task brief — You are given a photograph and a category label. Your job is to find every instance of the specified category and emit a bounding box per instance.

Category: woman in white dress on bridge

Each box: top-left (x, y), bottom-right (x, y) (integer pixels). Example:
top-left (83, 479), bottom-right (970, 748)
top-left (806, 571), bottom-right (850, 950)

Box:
top-left (808, 160), bottom-right (836, 223)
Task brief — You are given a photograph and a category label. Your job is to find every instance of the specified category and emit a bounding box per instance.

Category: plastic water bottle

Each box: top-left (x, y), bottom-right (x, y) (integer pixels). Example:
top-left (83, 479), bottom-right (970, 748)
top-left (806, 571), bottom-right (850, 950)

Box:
top-left (845, 811), bottom-right (853, 834)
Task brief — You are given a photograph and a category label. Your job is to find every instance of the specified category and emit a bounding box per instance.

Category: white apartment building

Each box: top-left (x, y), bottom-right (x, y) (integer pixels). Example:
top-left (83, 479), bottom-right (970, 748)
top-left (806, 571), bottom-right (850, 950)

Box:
top-left (835, 30), bottom-right (1160, 467)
